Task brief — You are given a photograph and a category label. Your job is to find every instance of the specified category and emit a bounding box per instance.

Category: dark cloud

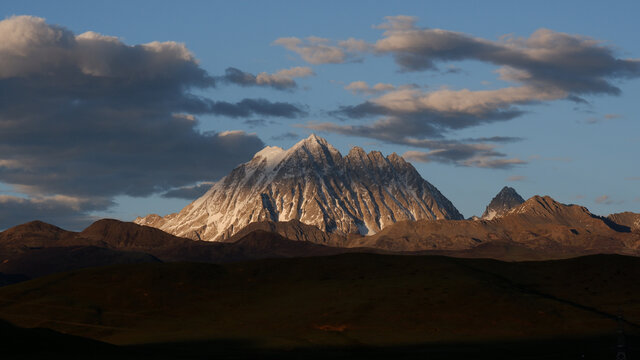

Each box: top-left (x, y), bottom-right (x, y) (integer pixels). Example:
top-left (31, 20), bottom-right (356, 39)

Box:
top-left (217, 66), bottom-right (314, 90)
top-left (0, 195), bottom-right (109, 230)
top-left (403, 149), bottom-right (526, 169)
top-left (0, 16), bottom-right (305, 227)
top-left (218, 67), bottom-right (256, 86)
top-left (315, 103), bottom-right (522, 140)
top-left (278, 16), bottom-right (640, 96)
top-left (271, 132), bottom-right (300, 141)
top-left (374, 16), bottom-right (640, 95)
top-left (208, 98), bottom-right (306, 118)
top-left (243, 119), bottom-right (268, 127)
top-left (439, 65), bottom-right (465, 75)
top-left (307, 120), bottom-right (524, 169)
top-left (463, 136), bottom-right (523, 143)
top-left (162, 183), bottom-right (213, 199)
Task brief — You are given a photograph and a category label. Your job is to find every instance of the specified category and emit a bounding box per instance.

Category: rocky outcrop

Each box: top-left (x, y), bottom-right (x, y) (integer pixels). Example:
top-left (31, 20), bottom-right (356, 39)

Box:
top-left (481, 186), bottom-right (525, 220)
top-left (608, 212), bottom-right (640, 232)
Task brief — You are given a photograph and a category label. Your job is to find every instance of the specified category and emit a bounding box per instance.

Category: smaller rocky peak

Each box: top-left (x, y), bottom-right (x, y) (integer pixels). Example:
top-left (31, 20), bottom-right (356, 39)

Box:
top-left (512, 195), bottom-right (575, 217)
top-left (346, 146), bottom-right (367, 159)
top-left (367, 150), bottom-right (386, 164)
top-left (508, 195), bottom-right (600, 227)
top-left (523, 195), bottom-right (566, 213)
top-left (497, 186), bottom-right (523, 200)
top-left (387, 152), bottom-right (407, 166)
top-left (481, 186), bottom-right (525, 220)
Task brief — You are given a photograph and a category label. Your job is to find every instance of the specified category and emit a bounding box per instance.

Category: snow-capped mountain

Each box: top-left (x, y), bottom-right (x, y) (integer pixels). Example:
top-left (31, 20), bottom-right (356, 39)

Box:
top-left (481, 186), bottom-right (525, 220)
top-left (135, 134), bottom-right (463, 241)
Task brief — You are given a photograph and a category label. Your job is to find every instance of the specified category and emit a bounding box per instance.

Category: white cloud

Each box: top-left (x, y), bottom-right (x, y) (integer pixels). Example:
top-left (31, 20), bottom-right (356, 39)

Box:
top-left (273, 36), bottom-right (367, 64)
top-left (371, 86), bottom-right (566, 115)
top-left (256, 66), bottom-right (314, 88)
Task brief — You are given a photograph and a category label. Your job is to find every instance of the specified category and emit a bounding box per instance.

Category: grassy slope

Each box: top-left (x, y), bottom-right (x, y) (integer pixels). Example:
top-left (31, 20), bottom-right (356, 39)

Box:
top-left (0, 253), bottom-right (637, 351)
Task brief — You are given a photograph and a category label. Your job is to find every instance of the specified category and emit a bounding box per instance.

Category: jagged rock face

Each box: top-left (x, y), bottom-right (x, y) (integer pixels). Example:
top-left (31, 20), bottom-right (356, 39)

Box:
top-left (135, 134), bottom-right (463, 241)
top-left (608, 212), bottom-right (640, 232)
top-left (481, 186), bottom-right (525, 220)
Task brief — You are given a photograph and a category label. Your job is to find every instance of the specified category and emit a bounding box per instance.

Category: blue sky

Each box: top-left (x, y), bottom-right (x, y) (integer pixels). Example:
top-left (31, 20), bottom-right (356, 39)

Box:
top-left (0, 0), bottom-right (638, 229)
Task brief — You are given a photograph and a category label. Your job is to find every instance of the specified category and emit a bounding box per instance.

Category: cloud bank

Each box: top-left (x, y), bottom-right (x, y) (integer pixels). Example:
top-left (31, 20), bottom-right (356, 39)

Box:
top-left (285, 16), bottom-right (640, 168)
top-left (0, 16), bottom-right (306, 228)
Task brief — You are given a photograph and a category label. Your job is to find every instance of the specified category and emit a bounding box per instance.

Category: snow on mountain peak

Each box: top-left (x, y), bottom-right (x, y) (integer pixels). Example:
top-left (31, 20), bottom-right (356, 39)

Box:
top-left (253, 145), bottom-right (286, 172)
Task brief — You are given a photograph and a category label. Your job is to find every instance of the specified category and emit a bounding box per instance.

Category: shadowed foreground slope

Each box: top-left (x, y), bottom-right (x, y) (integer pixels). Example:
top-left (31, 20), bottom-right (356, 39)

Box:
top-left (0, 253), bottom-right (638, 358)
top-left (0, 220), bottom-right (350, 278)
top-left (0, 318), bottom-right (634, 360)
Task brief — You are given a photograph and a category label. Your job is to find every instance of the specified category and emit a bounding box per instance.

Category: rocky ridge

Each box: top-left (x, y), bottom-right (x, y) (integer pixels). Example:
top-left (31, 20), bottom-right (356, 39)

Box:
top-left (348, 195), bottom-right (640, 256)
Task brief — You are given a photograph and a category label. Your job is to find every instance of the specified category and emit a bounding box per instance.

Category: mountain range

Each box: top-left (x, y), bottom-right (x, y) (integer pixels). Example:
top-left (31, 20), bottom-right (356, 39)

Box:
top-left (2, 189), bottom-right (639, 282)
top-left (129, 134), bottom-right (640, 258)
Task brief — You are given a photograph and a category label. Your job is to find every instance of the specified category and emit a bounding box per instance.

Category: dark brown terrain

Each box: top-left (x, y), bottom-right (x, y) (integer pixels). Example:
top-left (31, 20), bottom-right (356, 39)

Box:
top-left (0, 254), bottom-right (638, 359)
top-left (0, 219), bottom-right (350, 279)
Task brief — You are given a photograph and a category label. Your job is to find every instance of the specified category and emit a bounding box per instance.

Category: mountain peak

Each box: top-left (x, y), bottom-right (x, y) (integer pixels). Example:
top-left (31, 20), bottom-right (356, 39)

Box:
top-left (296, 133), bottom-right (329, 148)
top-left (287, 133), bottom-right (338, 156)
top-left (498, 186), bottom-right (519, 196)
top-left (347, 146), bottom-right (366, 157)
top-left (481, 186), bottom-right (525, 220)
top-left (505, 195), bottom-right (610, 230)
top-left (136, 135), bottom-right (462, 241)
top-left (387, 152), bottom-right (407, 166)
top-left (306, 133), bottom-right (323, 142)
top-left (516, 195), bottom-right (572, 216)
